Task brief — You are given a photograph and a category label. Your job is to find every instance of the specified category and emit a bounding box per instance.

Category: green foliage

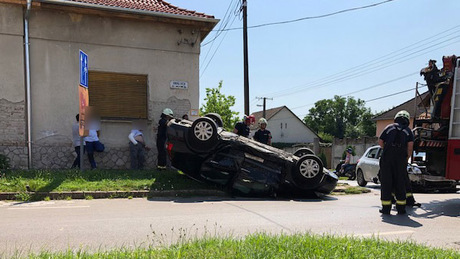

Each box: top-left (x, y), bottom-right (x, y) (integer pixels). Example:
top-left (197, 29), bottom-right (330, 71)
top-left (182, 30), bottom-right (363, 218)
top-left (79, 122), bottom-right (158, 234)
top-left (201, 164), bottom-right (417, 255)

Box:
top-left (318, 152), bottom-right (328, 168)
top-left (200, 81), bottom-right (240, 131)
top-left (303, 95), bottom-right (376, 139)
top-left (0, 154), bottom-right (10, 177)
top-left (318, 132), bottom-right (334, 143)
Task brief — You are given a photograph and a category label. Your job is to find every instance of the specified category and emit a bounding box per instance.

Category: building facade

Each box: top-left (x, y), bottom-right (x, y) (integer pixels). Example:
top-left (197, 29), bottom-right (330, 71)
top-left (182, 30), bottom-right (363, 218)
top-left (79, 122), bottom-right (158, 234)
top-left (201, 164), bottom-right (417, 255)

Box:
top-left (0, 0), bottom-right (217, 169)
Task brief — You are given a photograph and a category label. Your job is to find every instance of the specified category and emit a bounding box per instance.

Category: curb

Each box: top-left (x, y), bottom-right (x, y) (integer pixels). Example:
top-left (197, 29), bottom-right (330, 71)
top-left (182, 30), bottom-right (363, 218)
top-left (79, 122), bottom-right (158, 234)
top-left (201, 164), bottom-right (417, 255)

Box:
top-left (0, 189), bottom-right (229, 201)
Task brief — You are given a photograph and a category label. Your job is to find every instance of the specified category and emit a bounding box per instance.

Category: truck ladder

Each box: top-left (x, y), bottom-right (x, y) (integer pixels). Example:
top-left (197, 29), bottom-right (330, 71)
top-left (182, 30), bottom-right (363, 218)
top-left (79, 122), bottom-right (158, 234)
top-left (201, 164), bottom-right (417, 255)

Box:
top-left (448, 59), bottom-right (460, 139)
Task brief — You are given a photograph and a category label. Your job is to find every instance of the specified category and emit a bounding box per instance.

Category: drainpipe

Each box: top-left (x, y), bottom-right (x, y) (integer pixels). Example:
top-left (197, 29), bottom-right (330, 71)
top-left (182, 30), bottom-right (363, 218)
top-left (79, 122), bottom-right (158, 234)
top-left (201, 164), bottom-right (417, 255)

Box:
top-left (24, 0), bottom-right (32, 169)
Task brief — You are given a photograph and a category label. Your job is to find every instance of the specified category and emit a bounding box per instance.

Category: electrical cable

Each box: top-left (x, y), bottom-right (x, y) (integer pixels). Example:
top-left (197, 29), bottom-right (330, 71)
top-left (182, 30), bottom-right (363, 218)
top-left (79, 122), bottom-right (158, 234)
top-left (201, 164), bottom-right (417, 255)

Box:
top-left (215, 0), bottom-right (395, 32)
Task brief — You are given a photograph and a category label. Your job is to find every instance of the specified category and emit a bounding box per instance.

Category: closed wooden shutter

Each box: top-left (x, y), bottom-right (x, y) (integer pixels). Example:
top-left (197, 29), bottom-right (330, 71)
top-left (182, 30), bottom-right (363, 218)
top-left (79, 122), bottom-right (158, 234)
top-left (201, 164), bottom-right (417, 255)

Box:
top-left (89, 71), bottom-right (148, 120)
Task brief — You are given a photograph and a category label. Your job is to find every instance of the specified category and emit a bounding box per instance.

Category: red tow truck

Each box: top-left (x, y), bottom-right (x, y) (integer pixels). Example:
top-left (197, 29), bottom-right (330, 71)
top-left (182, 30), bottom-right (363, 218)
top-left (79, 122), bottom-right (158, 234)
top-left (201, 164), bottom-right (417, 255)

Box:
top-left (413, 55), bottom-right (460, 191)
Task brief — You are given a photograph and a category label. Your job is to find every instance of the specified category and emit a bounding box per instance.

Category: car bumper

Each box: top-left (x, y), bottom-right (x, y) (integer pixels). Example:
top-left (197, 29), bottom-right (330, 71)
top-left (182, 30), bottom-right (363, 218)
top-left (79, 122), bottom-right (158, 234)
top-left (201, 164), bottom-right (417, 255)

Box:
top-left (314, 169), bottom-right (339, 194)
top-left (409, 174), bottom-right (458, 192)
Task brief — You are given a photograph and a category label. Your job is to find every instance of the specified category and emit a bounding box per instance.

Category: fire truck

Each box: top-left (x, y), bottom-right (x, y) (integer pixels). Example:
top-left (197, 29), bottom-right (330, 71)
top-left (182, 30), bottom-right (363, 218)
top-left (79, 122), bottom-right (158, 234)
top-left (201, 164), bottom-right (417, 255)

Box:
top-left (413, 55), bottom-right (460, 190)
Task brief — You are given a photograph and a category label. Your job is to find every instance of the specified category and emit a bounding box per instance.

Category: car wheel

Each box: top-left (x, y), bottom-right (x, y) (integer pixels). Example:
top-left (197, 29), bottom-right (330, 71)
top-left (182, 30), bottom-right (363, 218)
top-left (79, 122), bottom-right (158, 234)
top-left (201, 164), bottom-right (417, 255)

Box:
top-left (292, 155), bottom-right (324, 188)
top-left (293, 148), bottom-right (314, 157)
top-left (187, 117), bottom-right (219, 153)
top-left (356, 169), bottom-right (367, 187)
top-left (204, 113), bottom-right (224, 128)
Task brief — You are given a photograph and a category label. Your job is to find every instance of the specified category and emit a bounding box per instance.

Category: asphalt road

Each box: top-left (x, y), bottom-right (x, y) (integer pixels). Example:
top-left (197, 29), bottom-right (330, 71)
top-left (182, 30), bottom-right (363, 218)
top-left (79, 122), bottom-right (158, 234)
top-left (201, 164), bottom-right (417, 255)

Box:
top-left (0, 182), bottom-right (459, 257)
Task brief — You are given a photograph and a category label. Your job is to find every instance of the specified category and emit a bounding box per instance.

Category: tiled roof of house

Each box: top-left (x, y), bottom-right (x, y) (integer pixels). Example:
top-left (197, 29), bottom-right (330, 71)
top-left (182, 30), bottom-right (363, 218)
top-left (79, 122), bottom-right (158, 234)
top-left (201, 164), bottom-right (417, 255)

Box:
top-left (51, 0), bottom-right (215, 19)
top-left (373, 91), bottom-right (430, 120)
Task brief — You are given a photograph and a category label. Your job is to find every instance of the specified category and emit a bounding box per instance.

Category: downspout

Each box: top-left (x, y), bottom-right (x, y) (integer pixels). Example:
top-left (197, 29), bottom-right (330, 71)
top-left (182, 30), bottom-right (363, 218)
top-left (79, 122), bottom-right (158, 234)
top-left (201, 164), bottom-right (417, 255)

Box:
top-left (24, 0), bottom-right (32, 169)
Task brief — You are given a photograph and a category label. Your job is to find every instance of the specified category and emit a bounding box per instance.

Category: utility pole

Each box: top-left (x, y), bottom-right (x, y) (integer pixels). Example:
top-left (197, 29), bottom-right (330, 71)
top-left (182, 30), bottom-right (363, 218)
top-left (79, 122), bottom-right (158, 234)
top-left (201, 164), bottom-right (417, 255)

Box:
top-left (243, 0), bottom-right (250, 115)
top-left (256, 97), bottom-right (273, 118)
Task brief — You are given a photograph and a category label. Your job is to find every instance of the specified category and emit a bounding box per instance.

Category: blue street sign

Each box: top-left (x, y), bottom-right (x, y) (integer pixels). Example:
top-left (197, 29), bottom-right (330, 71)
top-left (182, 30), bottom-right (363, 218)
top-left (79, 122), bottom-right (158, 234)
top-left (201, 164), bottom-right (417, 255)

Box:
top-left (79, 50), bottom-right (88, 88)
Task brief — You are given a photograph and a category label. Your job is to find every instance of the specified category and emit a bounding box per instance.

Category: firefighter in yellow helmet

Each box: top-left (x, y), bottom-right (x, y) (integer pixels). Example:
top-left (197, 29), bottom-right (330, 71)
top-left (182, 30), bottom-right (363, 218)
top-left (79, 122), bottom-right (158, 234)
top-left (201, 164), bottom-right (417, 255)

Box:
top-left (378, 110), bottom-right (414, 215)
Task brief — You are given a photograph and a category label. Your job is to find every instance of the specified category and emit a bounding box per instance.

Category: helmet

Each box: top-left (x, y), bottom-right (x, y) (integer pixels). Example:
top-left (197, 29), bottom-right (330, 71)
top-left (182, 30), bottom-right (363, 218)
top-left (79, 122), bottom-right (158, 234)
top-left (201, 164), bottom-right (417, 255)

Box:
top-left (346, 147), bottom-right (353, 153)
top-left (394, 110), bottom-right (410, 121)
top-left (243, 115), bottom-right (255, 124)
top-left (162, 108), bottom-right (174, 117)
top-left (258, 118), bottom-right (268, 126)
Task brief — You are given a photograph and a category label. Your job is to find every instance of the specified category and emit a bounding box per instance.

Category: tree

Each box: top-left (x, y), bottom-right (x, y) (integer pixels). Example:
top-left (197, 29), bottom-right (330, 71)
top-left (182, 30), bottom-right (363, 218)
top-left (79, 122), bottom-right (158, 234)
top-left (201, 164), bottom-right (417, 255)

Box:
top-left (303, 95), bottom-right (375, 139)
top-left (200, 81), bottom-right (240, 131)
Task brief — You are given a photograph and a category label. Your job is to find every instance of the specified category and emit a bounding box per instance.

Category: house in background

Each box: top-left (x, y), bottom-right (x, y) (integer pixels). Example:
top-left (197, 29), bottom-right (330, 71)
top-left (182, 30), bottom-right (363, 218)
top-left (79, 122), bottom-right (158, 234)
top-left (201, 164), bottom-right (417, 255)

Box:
top-left (0, 0), bottom-right (218, 169)
top-left (250, 106), bottom-right (319, 145)
top-left (372, 91), bottom-right (430, 136)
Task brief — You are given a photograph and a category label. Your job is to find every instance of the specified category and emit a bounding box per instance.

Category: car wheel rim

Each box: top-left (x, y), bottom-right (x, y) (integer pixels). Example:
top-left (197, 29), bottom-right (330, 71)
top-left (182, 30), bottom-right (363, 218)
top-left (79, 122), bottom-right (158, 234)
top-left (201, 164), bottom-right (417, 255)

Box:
top-left (299, 159), bottom-right (320, 178)
top-left (194, 121), bottom-right (214, 141)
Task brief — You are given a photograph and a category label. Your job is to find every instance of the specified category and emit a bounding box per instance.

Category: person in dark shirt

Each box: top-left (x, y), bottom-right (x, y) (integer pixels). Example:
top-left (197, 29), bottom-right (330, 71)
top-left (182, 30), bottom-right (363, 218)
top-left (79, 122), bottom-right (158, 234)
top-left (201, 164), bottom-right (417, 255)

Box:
top-left (378, 110), bottom-right (414, 215)
top-left (156, 108), bottom-right (173, 170)
top-left (253, 118), bottom-right (272, 145)
top-left (233, 115), bottom-right (254, 137)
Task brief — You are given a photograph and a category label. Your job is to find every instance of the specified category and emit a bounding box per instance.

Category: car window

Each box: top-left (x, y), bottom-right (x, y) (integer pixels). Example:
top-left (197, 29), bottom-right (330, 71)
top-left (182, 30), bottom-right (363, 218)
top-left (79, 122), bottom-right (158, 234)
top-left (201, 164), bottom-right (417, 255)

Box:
top-left (366, 148), bottom-right (378, 159)
top-left (376, 148), bottom-right (382, 159)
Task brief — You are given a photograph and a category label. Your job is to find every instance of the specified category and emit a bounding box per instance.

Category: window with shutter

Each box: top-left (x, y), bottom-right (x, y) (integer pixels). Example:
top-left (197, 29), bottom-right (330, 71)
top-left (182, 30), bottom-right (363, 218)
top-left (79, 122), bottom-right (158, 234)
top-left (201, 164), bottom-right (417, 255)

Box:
top-left (88, 71), bottom-right (148, 120)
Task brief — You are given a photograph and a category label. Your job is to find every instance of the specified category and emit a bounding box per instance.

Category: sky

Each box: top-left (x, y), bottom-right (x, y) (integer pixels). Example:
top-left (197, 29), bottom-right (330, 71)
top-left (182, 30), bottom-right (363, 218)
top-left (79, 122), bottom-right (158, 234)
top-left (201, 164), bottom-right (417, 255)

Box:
top-left (170, 0), bottom-right (460, 119)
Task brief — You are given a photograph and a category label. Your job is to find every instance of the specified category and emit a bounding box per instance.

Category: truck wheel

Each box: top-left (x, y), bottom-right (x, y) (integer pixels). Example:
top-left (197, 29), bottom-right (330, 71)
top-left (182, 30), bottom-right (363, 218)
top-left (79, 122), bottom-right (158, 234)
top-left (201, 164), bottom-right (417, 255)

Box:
top-left (356, 169), bottom-right (367, 187)
top-left (292, 155), bottom-right (323, 188)
top-left (187, 117), bottom-right (218, 153)
top-left (204, 113), bottom-right (224, 128)
top-left (293, 148), bottom-right (314, 157)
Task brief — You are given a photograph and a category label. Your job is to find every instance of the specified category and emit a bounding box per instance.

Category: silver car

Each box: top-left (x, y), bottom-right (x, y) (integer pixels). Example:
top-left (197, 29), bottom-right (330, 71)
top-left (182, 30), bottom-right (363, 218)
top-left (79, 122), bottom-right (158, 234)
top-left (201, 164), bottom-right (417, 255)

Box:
top-left (355, 145), bottom-right (457, 192)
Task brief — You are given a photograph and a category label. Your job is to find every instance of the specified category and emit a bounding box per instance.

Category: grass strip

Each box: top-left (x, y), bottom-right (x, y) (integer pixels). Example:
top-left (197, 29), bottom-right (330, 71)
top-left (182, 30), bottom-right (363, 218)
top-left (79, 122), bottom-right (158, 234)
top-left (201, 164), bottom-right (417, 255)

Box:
top-left (0, 169), bottom-right (210, 193)
top-left (24, 233), bottom-right (460, 259)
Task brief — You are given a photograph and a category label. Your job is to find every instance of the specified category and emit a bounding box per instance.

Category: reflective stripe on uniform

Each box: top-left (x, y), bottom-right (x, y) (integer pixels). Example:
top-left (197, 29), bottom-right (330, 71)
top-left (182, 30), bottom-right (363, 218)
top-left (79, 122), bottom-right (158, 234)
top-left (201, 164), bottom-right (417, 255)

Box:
top-left (381, 200), bottom-right (392, 206)
top-left (406, 193), bottom-right (413, 198)
top-left (396, 200), bottom-right (406, 205)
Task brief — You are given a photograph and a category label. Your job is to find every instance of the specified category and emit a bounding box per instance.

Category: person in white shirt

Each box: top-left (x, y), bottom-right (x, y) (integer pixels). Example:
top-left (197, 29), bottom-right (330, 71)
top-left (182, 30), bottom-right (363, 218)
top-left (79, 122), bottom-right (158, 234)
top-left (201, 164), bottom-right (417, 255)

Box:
top-left (84, 118), bottom-right (101, 169)
top-left (128, 121), bottom-right (150, 169)
top-left (71, 114), bottom-right (85, 168)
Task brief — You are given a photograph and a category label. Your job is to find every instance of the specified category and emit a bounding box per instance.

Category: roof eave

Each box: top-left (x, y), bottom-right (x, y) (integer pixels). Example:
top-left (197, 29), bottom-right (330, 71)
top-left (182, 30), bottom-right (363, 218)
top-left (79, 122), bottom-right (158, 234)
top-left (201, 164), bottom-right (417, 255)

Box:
top-left (36, 0), bottom-right (219, 24)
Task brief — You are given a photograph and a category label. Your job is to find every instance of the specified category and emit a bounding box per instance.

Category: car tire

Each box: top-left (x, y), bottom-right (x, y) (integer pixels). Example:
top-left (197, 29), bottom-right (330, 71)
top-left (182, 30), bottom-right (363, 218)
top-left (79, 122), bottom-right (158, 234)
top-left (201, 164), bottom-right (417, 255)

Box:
top-left (356, 169), bottom-right (367, 187)
top-left (204, 113), bottom-right (224, 128)
top-left (187, 117), bottom-right (219, 153)
top-left (292, 155), bottom-right (324, 188)
top-left (293, 148), bottom-right (314, 157)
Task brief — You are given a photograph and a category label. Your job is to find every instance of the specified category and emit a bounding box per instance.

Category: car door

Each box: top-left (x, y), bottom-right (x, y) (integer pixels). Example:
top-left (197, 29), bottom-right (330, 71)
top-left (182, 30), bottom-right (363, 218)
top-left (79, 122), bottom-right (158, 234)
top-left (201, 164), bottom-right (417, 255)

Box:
top-left (368, 147), bottom-right (382, 180)
top-left (362, 147), bottom-right (380, 180)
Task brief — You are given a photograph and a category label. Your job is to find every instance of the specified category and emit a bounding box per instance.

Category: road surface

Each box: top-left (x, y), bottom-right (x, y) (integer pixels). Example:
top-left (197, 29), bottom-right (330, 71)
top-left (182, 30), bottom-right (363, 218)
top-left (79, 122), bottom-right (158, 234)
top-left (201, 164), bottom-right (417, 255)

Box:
top-left (0, 183), bottom-right (459, 256)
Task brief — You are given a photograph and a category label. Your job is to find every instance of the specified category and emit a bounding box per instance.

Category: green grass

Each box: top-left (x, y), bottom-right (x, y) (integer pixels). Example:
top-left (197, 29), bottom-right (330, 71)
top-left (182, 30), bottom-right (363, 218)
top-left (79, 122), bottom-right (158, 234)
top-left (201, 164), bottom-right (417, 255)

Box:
top-left (0, 169), bottom-right (211, 193)
top-left (23, 233), bottom-right (460, 259)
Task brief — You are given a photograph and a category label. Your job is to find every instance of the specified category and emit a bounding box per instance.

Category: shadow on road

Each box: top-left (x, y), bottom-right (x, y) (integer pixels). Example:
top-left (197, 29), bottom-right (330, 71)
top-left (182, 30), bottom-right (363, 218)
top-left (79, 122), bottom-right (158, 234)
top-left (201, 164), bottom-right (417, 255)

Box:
top-left (410, 198), bottom-right (460, 219)
top-left (381, 213), bottom-right (423, 228)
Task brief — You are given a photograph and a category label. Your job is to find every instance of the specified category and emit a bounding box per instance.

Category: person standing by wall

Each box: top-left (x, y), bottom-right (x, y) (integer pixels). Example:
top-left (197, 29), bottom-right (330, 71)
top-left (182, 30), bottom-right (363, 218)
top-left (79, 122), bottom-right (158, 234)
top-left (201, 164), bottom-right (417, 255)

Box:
top-left (378, 110), bottom-right (414, 215)
top-left (128, 120), bottom-right (150, 170)
top-left (71, 114), bottom-right (84, 168)
top-left (156, 108), bottom-right (173, 170)
top-left (253, 118), bottom-right (272, 145)
top-left (84, 114), bottom-right (102, 170)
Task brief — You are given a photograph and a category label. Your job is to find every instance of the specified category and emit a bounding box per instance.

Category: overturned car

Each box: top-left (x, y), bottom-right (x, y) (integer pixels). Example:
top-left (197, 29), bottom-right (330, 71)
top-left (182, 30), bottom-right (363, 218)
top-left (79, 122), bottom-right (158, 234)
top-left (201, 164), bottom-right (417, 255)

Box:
top-left (166, 114), bottom-right (338, 197)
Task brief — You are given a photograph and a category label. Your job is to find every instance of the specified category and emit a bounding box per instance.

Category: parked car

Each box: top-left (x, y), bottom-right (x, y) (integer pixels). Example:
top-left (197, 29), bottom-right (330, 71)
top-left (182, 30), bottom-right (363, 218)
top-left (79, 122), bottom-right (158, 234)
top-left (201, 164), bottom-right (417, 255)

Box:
top-left (166, 114), bottom-right (338, 197)
top-left (355, 145), bottom-right (457, 192)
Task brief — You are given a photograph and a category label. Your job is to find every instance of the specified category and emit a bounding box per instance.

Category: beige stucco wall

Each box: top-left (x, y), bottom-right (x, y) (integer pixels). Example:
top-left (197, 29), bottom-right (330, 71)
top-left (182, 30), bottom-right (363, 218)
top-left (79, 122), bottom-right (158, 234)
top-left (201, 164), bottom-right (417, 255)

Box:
top-left (375, 118), bottom-right (415, 137)
top-left (26, 7), bottom-right (201, 148)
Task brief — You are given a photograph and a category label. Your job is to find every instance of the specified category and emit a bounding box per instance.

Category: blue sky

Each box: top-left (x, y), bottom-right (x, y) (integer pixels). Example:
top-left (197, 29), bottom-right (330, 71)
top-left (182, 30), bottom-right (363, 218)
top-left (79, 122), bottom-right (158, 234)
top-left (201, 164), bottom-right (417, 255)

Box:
top-left (170, 0), bottom-right (460, 119)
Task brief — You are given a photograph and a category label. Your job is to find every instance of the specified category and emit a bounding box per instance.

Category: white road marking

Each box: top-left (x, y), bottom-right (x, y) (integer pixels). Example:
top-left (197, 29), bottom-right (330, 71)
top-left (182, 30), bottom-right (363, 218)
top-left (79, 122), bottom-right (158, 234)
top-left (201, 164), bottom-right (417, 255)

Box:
top-left (360, 230), bottom-right (415, 237)
top-left (8, 206), bottom-right (90, 210)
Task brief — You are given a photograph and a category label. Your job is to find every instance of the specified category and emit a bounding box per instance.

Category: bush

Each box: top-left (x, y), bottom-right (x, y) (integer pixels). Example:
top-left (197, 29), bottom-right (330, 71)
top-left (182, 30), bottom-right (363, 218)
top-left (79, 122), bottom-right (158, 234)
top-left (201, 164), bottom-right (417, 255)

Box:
top-left (0, 154), bottom-right (10, 177)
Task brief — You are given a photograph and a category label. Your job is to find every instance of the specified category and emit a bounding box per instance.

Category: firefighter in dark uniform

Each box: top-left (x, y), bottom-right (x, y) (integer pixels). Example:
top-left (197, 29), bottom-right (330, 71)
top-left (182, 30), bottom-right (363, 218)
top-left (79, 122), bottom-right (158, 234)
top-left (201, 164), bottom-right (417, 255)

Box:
top-left (233, 115), bottom-right (254, 137)
top-left (253, 118), bottom-right (272, 145)
top-left (378, 110), bottom-right (414, 215)
top-left (156, 108), bottom-right (173, 170)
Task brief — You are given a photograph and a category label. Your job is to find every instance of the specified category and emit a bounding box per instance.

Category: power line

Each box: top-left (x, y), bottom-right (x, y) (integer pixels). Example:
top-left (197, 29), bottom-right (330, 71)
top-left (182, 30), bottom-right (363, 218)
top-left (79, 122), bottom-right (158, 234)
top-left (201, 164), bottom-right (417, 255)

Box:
top-left (215, 0), bottom-right (395, 32)
top-left (264, 24), bottom-right (460, 98)
top-left (365, 85), bottom-right (426, 103)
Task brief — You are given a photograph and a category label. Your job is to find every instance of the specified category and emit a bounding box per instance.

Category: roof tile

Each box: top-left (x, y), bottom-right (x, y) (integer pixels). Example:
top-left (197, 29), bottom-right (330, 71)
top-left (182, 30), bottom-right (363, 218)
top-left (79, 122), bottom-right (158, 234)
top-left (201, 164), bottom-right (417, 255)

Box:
top-left (70, 0), bottom-right (214, 18)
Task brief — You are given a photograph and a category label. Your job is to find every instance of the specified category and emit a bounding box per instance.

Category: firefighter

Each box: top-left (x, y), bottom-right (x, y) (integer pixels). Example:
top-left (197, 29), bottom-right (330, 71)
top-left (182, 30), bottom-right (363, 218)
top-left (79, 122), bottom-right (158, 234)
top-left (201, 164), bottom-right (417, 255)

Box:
top-left (253, 118), bottom-right (272, 145)
top-left (378, 110), bottom-right (414, 215)
top-left (233, 115), bottom-right (254, 137)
